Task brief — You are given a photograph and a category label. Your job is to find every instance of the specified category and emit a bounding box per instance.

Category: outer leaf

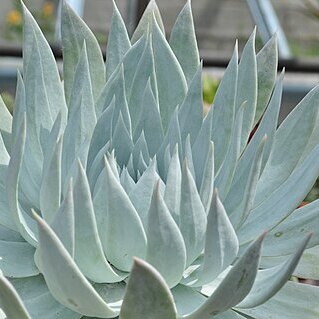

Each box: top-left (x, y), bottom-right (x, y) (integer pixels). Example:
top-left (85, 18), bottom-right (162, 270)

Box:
top-left (0, 96), bottom-right (12, 153)
top-left (131, 0), bottom-right (165, 43)
top-left (146, 182), bottom-right (186, 288)
top-left (238, 281), bottom-right (319, 319)
top-left (105, 0), bottom-right (131, 80)
top-left (238, 234), bottom-right (311, 308)
top-left (120, 258), bottom-right (177, 319)
top-left (61, 1), bottom-right (105, 102)
top-left (33, 213), bottom-right (119, 318)
top-left (254, 35), bottom-right (278, 125)
top-left (169, 0), bottom-right (200, 84)
top-left (152, 17), bottom-right (187, 132)
top-left (193, 233), bottom-right (266, 318)
top-left (0, 273), bottom-right (31, 319)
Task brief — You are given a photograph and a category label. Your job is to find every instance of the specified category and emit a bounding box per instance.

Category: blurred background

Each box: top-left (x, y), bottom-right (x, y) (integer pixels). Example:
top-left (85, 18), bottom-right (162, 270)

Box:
top-left (0, 0), bottom-right (319, 199)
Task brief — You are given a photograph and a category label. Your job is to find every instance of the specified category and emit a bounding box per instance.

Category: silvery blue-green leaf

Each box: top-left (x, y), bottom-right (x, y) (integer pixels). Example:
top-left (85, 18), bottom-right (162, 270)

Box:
top-left (6, 116), bottom-right (37, 247)
top-left (0, 240), bottom-right (38, 277)
top-left (180, 161), bottom-right (207, 266)
top-left (170, 285), bottom-right (206, 317)
top-left (62, 42), bottom-right (96, 179)
top-left (61, 1), bottom-right (105, 103)
top-left (22, 3), bottom-right (67, 128)
top-left (184, 190), bottom-right (238, 287)
top-left (129, 158), bottom-right (159, 228)
top-left (238, 234), bottom-right (311, 308)
top-left (215, 102), bottom-right (245, 200)
top-left (169, 0), bottom-right (200, 84)
top-left (40, 137), bottom-right (62, 224)
top-left (105, 0), bottom-right (131, 80)
top-left (235, 30), bottom-right (257, 152)
top-left (188, 233), bottom-right (266, 318)
top-left (50, 181), bottom-right (74, 257)
top-left (137, 152), bottom-right (148, 174)
top-left (96, 65), bottom-right (131, 132)
top-left (120, 167), bottom-right (136, 194)
top-left (120, 258), bottom-right (177, 319)
top-left (0, 273), bottom-right (31, 319)
top-left (132, 131), bottom-right (150, 169)
top-left (254, 35), bottom-right (278, 125)
top-left (262, 200), bottom-right (319, 256)
top-left (33, 212), bottom-right (119, 318)
top-left (231, 71), bottom-right (283, 192)
top-left (0, 225), bottom-right (22, 242)
top-left (134, 79), bottom-right (164, 157)
top-left (10, 275), bottom-right (82, 319)
top-left (87, 98), bottom-right (115, 172)
top-left (126, 153), bottom-right (135, 180)
top-left (106, 150), bottom-right (120, 180)
top-left (131, 0), bottom-right (165, 43)
top-left (11, 72), bottom-right (26, 147)
top-left (238, 281), bottom-right (319, 319)
top-left (157, 108), bottom-right (182, 178)
top-left (178, 63), bottom-right (203, 144)
top-left (164, 146), bottom-right (181, 225)
top-left (211, 43), bottom-right (238, 172)
top-left (0, 135), bottom-right (9, 166)
top-left (184, 135), bottom-right (196, 179)
top-left (199, 142), bottom-right (214, 212)
top-left (239, 143), bottom-right (319, 244)
top-left (129, 35), bottom-right (157, 132)
top-left (112, 112), bottom-right (133, 167)
top-left (192, 108), bottom-right (213, 189)
top-left (152, 17), bottom-right (187, 132)
top-left (98, 157), bottom-right (146, 272)
top-left (226, 136), bottom-right (266, 229)
top-left (146, 181), bottom-right (186, 288)
top-left (73, 161), bottom-right (123, 283)
top-left (254, 85), bottom-right (319, 207)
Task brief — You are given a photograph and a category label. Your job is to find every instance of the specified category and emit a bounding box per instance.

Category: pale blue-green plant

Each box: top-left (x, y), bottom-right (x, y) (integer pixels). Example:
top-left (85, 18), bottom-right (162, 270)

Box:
top-left (1, 1), bottom-right (319, 318)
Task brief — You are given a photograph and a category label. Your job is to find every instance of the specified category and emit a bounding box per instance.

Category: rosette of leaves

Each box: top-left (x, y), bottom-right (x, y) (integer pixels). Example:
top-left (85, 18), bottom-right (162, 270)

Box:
top-left (1, 1), bottom-right (319, 318)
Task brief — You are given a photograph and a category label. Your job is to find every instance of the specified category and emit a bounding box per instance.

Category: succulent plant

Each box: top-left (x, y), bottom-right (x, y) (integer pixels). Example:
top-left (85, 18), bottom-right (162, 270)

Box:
top-left (1, 0), bottom-right (319, 318)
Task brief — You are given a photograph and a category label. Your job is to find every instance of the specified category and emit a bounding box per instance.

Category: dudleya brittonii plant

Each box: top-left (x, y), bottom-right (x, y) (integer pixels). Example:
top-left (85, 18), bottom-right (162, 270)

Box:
top-left (1, 1), bottom-right (319, 318)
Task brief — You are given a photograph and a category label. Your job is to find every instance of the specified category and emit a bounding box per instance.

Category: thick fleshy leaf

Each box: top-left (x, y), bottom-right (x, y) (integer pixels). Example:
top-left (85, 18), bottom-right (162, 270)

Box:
top-left (97, 157), bottom-right (146, 271)
top-left (254, 85), bottom-right (319, 207)
top-left (193, 233), bottom-right (266, 318)
top-left (131, 0), bottom-right (165, 43)
top-left (169, 0), bottom-right (200, 84)
top-left (0, 96), bottom-right (12, 154)
top-left (184, 190), bottom-right (238, 287)
top-left (105, 0), bottom-right (131, 80)
top-left (0, 273), bottom-right (31, 319)
top-left (132, 131), bottom-right (150, 169)
top-left (178, 63), bottom-right (203, 144)
top-left (73, 162), bottom-right (123, 283)
top-left (61, 1), bottom-right (105, 103)
top-left (33, 213), bottom-right (119, 318)
top-left (0, 240), bottom-right (38, 278)
top-left (164, 146), bottom-right (181, 224)
top-left (50, 181), bottom-right (75, 257)
top-left (152, 17), bottom-right (187, 132)
top-left (120, 167), bottom-right (136, 194)
top-left (211, 43), bottom-right (238, 172)
top-left (199, 141), bottom-right (214, 212)
top-left (180, 161), bottom-right (207, 266)
top-left (22, 3), bottom-right (67, 127)
top-left (238, 281), bottom-right (319, 319)
top-left (120, 258), bottom-right (177, 319)
top-left (238, 234), bottom-right (311, 308)
top-left (10, 275), bottom-right (82, 319)
top-left (134, 80), bottom-right (164, 157)
top-left (146, 182), bottom-right (186, 288)
top-left (235, 29), bottom-right (257, 152)
top-left (6, 116), bottom-right (37, 246)
top-left (239, 143), bottom-right (319, 244)
top-left (226, 136), bottom-right (266, 228)
top-left (254, 35), bottom-right (278, 125)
